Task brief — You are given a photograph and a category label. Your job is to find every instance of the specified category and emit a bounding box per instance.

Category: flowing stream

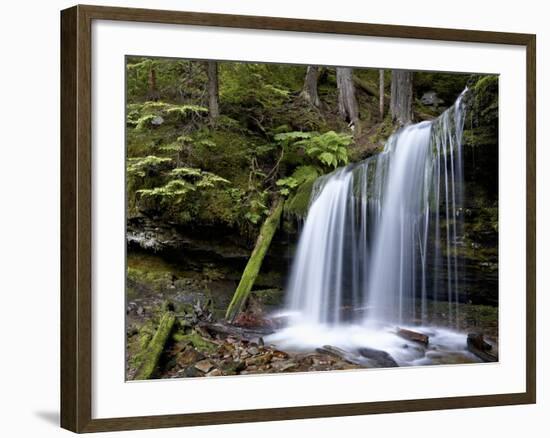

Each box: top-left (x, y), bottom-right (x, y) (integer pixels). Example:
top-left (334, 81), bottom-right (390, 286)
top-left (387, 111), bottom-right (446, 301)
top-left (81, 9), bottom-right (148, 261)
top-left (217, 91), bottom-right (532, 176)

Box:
top-left (267, 91), bottom-right (476, 366)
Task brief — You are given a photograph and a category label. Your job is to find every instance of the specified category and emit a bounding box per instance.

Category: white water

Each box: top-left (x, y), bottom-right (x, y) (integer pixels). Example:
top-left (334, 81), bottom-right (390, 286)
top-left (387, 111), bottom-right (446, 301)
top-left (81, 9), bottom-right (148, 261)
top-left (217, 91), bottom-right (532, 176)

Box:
top-left (267, 91), bottom-right (470, 365)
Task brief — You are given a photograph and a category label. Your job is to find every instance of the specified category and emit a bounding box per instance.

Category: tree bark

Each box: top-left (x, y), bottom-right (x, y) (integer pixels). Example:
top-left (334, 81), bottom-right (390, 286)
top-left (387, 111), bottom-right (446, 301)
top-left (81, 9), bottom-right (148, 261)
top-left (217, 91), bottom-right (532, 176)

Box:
top-left (379, 69), bottom-right (385, 118)
top-left (390, 70), bottom-right (413, 125)
top-left (225, 198), bottom-right (285, 321)
top-left (206, 60), bottom-right (220, 125)
top-left (336, 67), bottom-right (360, 133)
top-left (300, 66), bottom-right (320, 107)
top-left (147, 65), bottom-right (160, 101)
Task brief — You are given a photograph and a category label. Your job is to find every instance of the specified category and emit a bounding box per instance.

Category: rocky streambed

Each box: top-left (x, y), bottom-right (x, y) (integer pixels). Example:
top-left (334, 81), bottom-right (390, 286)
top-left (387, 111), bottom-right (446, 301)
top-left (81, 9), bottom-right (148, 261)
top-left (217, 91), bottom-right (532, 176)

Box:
top-left (126, 292), bottom-right (498, 381)
top-left (125, 245), bottom-right (498, 381)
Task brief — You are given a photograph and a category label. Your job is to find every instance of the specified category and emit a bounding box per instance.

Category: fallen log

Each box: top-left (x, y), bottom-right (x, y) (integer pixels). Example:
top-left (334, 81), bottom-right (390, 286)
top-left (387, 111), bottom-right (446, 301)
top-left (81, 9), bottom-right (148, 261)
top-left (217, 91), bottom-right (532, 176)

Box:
top-left (134, 311), bottom-right (176, 380)
top-left (396, 327), bottom-right (429, 346)
top-left (467, 333), bottom-right (498, 362)
top-left (225, 198), bottom-right (284, 321)
top-left (358, 347), bottom-right (399, 368)
top-left (198, 321), bottom-right (274, 342)
top-left (316, 345), bottom-right (364, 366)
top-left (352, 76), bottom-right (380, 98)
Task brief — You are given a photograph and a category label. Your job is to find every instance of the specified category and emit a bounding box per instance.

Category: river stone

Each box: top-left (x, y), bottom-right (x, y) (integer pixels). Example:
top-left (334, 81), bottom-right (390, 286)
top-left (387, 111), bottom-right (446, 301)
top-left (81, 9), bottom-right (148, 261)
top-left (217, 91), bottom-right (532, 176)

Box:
top-left (358, 347), bottom-right (399, 368)
top-left (194, 359), bottom-right (214, 373)
top-left (245, 352), bottom-right (273, 367)
top-left (182, 366), bottom-right (203, 378)
top-left (177, 346), bottom-right (205, 367)
top-left (270, 360), bottom-right (296, 372)
top-left (271, 350), bottom-right (289, 359)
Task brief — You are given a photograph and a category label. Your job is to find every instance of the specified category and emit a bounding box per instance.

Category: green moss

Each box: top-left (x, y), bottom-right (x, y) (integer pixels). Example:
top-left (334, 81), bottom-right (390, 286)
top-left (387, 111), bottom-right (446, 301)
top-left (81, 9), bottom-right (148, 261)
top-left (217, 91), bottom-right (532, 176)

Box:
top-left (368, 115), bottom-right (395, 147)
top-left (225, 199), bottom-right (285, 320)
top-left (285, 177), bottom-right (315, 218)
top-left (128, 319), bottom-right (156, 368)
top-left (172, 330), bottom-right (218, 354)
top-left (252, 288), bottom-right (285, 306)
top-left (134, 312), bottom-right (176, 380)
top-left (468, 75), bottom-right (499, 128)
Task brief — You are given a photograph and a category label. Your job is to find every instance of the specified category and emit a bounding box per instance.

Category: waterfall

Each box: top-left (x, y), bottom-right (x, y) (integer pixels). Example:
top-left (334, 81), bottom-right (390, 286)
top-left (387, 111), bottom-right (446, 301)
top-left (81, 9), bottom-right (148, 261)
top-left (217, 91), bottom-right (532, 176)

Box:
top-left (283, 90), bottom-right (467, 330)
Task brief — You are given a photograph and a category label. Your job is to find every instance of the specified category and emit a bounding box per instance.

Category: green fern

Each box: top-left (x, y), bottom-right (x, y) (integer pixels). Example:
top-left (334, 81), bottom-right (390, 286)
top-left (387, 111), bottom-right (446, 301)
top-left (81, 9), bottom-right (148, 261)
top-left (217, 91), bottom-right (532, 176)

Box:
top-left (127, 155), bottom-right (172, 178)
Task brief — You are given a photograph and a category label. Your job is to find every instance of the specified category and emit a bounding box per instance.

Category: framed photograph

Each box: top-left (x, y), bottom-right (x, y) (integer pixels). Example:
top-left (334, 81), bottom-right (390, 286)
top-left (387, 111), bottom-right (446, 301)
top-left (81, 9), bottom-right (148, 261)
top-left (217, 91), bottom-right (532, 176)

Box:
top-left (60, 4), bottom-right (536, 433)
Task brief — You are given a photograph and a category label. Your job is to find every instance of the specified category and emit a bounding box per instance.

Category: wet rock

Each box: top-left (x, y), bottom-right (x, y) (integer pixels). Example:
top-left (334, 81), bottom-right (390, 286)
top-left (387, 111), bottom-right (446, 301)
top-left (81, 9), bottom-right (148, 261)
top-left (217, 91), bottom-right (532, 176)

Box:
top-left (220, 359), bottom-right (245, 375)
top-left (245, 352), bottom-right (273, 367)
top-left (467, 333), bottom-right (498, 362)
top-left (467, 333), bottom-right (492, 351)
top-left (177, 346), bottom-right (205, 367)
top-left (206, 368), bottom-right (223, 377)
top-left (194, 359), bottom-right (214, 373)
top-left (358, 347), bottom-right (399, 368)
top-left (311, 356), bottom-right (332, 367)
top-left (270, 360), bottom-right (297, 372)
top-left (182, 366), bottom-right (204, 378)
top-left (316, 345), bottom-right (364, 366)
top-left (271, 350), bottom-right (289, 360)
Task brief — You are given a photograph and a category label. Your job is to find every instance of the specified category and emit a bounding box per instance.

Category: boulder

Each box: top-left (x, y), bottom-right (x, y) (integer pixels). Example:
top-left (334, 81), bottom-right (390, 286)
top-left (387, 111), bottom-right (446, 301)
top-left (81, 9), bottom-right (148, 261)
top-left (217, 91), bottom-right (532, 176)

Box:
top-left (358, 347), bottom-right (399, 367)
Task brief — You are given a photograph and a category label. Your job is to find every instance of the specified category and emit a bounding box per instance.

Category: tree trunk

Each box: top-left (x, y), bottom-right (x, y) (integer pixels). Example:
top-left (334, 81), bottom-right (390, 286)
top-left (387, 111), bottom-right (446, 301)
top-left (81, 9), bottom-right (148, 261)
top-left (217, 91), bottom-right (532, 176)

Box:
top-left (300, 66), bottom-right (320, 107)
top-left (225, 199), bottom-right (284, 321)
top-left (206, 60), bottom-right (219, 125)
top-left (390, 70), bottom-right (413, 125)
top-left (134, 311), bottom-right (176, 380)
top-left (336, 67), bottom-right (360, 133)
top-left (147, 65), bottom-right (160, 101)
top-left (379, 69), bottom-right (385, 118)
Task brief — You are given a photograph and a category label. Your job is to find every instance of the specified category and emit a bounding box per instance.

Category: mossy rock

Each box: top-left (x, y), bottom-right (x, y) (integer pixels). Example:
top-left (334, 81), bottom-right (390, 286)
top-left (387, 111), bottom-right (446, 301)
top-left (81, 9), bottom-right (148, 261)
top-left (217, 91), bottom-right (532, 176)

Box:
top-left (285, 178), bottom-right (316, 218)
top-left (252, 288), bottom-right (285, 306)
top-left (172, 330), bottom-right (218, 355)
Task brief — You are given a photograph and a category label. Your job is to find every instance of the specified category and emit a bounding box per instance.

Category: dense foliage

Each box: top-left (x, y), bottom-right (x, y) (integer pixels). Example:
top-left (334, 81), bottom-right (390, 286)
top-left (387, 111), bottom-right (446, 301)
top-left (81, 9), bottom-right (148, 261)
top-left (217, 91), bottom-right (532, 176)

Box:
top-left (126, 57), bottom-right (476, 242)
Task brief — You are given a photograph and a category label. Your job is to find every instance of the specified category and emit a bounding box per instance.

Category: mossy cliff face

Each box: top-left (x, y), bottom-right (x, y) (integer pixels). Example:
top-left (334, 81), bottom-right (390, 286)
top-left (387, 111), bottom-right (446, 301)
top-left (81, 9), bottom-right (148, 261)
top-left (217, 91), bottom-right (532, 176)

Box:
top-left (460, 75), bottom-right (499, 305)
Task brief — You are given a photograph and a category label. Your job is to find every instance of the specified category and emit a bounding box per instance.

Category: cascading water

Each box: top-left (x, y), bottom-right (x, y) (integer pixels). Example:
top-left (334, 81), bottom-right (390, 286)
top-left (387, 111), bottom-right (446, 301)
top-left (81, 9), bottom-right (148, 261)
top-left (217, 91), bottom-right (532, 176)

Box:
top-left (267, 91), bottom-right (471, 364)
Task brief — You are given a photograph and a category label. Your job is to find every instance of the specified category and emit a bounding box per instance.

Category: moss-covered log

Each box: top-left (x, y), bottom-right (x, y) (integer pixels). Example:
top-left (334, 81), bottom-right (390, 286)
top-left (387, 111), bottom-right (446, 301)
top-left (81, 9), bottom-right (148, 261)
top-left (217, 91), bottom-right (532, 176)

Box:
top-left (353, 75), bottom-right (380, 98)
top-left (225, 198), bottom-right (284, 321)
top-left (134, 311), bottom-right (176, 380)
